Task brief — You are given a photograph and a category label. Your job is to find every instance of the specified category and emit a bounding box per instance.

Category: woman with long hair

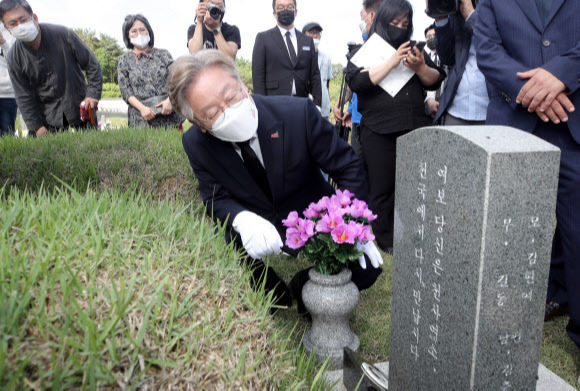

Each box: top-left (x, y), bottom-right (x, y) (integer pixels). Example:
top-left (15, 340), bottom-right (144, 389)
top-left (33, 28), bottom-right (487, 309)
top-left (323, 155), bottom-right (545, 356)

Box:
top-left (346, 0), bottom-right (445, 252)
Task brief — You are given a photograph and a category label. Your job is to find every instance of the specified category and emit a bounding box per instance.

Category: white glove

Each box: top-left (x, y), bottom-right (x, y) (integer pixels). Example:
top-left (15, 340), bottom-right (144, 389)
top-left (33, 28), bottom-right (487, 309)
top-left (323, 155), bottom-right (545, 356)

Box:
top-left (356, 241), bottom-right (384, 270)
top-left (232, 211), bottom-right (283, 259)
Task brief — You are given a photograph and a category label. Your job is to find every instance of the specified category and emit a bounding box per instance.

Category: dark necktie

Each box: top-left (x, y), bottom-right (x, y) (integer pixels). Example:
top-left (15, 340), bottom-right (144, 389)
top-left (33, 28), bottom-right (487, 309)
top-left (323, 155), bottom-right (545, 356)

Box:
top-left (237, 140), bottom-right (273, 200)
top-left (535, 0), bottom-right (550, 24)
top-left (285, 31), bottom-right (297, 66)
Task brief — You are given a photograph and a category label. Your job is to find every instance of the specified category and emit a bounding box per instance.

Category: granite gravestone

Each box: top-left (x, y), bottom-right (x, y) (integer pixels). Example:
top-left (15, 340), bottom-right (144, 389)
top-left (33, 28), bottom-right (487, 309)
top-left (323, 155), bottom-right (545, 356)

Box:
top-left (389, 126), bottom-right (560, 390)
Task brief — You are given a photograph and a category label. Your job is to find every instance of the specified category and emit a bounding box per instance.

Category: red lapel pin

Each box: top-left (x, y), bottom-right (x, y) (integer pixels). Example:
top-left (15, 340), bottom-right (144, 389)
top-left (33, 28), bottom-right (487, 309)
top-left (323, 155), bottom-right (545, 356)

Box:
top-left (271, 131), bottom-right (279, 139)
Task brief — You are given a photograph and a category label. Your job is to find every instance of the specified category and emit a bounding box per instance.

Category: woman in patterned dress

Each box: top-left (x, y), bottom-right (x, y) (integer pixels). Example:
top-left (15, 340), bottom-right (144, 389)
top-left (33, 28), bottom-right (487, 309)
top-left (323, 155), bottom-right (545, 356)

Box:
top-left (117, 14), bottom-right (183, 128)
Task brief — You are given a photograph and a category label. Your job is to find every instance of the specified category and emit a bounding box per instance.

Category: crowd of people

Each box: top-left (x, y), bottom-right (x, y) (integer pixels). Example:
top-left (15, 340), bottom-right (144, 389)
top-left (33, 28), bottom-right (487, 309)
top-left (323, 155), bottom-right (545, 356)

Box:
top-left (0, 0), bottom-right (578, 352)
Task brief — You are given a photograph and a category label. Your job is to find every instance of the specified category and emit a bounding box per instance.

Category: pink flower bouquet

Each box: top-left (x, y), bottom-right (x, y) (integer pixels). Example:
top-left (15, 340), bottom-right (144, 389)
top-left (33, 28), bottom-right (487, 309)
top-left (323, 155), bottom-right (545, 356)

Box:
top-left (282, 189), bottom-right (377, 275)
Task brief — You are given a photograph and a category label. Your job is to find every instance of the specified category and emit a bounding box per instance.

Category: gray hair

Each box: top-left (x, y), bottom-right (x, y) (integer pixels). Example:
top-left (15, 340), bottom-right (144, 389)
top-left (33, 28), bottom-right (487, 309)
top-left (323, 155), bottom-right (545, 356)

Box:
top-left (168, 50), bottom-right (242, 125)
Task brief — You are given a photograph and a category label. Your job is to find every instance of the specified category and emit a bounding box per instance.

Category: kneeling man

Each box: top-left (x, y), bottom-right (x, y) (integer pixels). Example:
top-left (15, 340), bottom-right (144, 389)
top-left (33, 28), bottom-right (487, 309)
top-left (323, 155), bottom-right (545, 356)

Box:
top-left (168, 50), bottom-right (382, 310)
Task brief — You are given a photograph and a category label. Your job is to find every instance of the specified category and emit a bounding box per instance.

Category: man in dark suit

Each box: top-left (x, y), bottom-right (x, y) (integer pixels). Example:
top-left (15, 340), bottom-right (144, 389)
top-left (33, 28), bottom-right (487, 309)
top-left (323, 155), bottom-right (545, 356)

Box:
top-left (432, 0), bottom-right (488, 125)
top-left (251, 0), bottom-right (322, 107)
top-left (168, 50), bottom-right (383, 311)
top-left (475, 0), bottom-right (579, 348)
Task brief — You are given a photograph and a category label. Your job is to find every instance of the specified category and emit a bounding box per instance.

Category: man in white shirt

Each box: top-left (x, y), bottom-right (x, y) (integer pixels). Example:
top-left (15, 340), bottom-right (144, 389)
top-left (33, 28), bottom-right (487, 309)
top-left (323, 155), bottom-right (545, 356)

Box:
top-left (303, 22), bottom-right (333, 120)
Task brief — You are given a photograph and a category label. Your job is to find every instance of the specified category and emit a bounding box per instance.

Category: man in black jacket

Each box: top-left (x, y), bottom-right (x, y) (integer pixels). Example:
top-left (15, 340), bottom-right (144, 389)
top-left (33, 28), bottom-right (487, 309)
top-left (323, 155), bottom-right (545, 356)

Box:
top-left (169, 50), bottom-right (382, 311)
top-left (1, 0), bottom-right (102, 137)
top-left (251, 0), bottom-right (322, 107)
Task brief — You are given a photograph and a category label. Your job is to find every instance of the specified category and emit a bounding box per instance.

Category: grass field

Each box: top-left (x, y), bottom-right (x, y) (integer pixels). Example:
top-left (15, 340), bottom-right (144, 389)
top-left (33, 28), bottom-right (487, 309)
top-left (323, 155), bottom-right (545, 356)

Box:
top-left (1, 128), bottom-right (579, 389)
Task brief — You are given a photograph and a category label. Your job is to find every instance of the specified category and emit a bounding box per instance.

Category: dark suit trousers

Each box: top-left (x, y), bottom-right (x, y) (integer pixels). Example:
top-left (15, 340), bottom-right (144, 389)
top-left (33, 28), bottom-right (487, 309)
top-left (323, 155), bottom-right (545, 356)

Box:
top-left (536, 122), bottom-right (580, 348)
top-left (360, 126), bottom-right (408, 251)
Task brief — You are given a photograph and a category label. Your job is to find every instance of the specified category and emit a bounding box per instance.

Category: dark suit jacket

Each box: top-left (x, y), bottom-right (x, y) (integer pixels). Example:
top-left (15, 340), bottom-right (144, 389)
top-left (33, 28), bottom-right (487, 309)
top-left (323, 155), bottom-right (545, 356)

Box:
top-left (434, 11), bottom-right (478, 123)
top-left (182, 94), bottom-right (367, 236)
top-left (474, 0), bottom-right (579, 141)
top-left (252, 26), bottom-right (322, 106)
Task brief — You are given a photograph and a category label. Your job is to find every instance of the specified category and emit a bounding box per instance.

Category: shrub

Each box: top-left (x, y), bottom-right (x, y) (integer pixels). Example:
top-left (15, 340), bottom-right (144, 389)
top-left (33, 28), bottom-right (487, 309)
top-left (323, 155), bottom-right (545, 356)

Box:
top-left (102, 82), bottom-right (122, 98)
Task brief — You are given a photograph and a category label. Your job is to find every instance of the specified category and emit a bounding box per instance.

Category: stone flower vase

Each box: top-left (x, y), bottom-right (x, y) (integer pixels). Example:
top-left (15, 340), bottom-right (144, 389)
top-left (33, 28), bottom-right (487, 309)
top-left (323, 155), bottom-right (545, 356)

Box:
top-left (302, 268), bottom-right (360, 369)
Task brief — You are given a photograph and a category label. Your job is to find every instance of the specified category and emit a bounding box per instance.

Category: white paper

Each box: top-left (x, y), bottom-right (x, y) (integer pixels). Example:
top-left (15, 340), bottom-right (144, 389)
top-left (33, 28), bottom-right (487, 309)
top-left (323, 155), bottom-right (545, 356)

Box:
top-left (350, 33), bottom-right (415, 97)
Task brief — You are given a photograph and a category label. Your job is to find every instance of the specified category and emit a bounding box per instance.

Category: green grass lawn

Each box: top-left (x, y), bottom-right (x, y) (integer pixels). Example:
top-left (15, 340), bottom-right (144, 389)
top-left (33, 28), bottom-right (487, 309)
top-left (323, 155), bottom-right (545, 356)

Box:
top-left (1, 128), bottom-right (579, 389)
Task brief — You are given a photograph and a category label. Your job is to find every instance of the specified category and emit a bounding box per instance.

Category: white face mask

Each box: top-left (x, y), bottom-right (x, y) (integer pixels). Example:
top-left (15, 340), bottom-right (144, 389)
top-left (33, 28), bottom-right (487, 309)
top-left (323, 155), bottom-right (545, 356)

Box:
top-left (313, 38), bottom-right (320, 49)
top-left (209, 96), bottom-right (259, 142)
top-left (130, 34), bottom-right (150, 48)
top-left (359, 20), bottom-right (368, 35)
top-left (10, 20), bottom-right (38, 42)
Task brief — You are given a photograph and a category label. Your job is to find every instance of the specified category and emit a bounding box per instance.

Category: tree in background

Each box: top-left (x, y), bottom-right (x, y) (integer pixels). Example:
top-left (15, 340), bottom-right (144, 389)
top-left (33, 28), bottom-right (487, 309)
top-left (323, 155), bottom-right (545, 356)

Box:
top-left (235, 58), bottom-right (253, 92)
top-left (75, 28), bottom-right (125, 84)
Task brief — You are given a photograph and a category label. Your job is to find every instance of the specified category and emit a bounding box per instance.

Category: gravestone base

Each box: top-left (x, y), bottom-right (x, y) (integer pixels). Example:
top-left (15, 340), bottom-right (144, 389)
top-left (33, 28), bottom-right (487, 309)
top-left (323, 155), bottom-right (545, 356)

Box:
top-left (322, 362), bottom-right (577, 391)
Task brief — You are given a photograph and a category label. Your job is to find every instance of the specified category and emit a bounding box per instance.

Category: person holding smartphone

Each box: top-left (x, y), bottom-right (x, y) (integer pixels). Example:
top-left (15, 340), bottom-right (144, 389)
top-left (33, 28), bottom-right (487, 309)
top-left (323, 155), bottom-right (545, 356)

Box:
top-left (345, 0), bottom-right (445, 253)
top-left (187, 0), bottom-right (240, 59)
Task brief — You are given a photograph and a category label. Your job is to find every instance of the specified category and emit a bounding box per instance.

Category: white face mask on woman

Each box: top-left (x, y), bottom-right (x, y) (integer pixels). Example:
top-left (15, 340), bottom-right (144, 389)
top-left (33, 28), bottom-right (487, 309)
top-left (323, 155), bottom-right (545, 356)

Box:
top-left (209, 96), bottom-right (259, 143)
top-left (359, 20), bottom-right (368, 35)
top-left (130, 34), bottom-right (150, 49)
top-left (10, 20), bottom-right (38, 42)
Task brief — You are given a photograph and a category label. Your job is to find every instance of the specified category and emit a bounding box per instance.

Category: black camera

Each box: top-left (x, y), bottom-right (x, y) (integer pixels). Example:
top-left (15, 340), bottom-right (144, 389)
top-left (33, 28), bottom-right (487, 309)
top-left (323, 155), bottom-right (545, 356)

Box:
top-left (206, 3), bottom-right (224, 20)
top-left (425, 0), bottom-right (477, 18)
top-left (346, 41), bottom-right (360, 61)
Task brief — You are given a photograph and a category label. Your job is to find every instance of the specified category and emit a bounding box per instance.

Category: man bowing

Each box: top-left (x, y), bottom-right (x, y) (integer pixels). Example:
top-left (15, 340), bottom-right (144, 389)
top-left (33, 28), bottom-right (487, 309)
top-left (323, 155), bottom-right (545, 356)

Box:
top-left (168, 50), bottom-right (382, 312)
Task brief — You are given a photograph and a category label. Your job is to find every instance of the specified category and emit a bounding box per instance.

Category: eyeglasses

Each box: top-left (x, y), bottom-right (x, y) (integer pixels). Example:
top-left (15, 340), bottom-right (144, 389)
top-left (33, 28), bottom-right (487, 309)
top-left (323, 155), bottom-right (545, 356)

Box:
top-left (5, 15), bottom-right (32, 29)
top-left (276, 5), bottom-right (295, 12)
top-left (198, 86), bottom-right (246, 127)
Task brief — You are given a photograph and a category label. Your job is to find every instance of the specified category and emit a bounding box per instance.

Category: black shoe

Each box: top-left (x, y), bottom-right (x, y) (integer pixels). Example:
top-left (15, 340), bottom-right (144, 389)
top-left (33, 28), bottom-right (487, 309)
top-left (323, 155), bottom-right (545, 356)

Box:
top-left (244, 258), bottom-right (292, 309)
top-left (288, 268), bottom-right (311, 316)
top-left (545, 301), bottom-right (569, 322)
top-left (263, 266), bottom-right (292, 308)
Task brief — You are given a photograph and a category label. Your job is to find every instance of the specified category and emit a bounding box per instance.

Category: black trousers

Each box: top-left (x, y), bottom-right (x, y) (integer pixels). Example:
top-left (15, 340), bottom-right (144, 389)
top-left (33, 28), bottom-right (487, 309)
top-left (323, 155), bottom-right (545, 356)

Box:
top-left (350, 123), bottom-right (363, 159)
top-left (536, 123), bottom-right (580, 348)
top-left (359, 126), bottom-right (408, 251)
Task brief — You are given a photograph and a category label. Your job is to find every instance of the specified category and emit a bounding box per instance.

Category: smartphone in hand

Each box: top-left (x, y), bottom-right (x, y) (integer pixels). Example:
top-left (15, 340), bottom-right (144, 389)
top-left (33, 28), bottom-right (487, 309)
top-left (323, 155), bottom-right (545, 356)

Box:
top-left (415, 41), bottom-right (427, 52)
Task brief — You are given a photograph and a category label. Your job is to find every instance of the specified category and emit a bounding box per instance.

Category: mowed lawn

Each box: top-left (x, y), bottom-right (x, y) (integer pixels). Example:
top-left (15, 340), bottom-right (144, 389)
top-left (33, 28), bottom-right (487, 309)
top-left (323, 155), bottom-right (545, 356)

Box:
top-left (1, 128), bottom-right (579, 389)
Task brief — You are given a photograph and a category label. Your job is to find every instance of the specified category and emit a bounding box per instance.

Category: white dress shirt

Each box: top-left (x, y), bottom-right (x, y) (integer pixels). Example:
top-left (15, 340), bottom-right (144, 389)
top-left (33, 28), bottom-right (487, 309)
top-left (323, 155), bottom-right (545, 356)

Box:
top-left (436, 13), bottom-right (488, 121)
top-left (277, 25), bottom-right (297, 96)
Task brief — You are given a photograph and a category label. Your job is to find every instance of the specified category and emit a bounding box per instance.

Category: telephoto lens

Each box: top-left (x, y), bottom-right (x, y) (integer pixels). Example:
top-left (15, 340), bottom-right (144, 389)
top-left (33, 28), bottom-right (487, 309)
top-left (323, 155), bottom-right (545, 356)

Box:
top-left (206, 4), bottom-right (223, 20)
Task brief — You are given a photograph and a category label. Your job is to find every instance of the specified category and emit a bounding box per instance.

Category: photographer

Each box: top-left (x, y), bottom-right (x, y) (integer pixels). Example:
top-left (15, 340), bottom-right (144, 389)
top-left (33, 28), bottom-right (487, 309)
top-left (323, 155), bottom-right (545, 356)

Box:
top-left (187, 0), bottom-right (240, 59)
top-left (429, 0), bottom-right (488, 125)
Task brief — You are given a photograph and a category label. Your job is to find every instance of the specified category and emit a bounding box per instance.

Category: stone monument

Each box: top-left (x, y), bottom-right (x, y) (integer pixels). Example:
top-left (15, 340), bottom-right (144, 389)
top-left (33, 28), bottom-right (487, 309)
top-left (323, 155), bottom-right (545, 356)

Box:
top-left (389, 126), bottom-right (560, 390)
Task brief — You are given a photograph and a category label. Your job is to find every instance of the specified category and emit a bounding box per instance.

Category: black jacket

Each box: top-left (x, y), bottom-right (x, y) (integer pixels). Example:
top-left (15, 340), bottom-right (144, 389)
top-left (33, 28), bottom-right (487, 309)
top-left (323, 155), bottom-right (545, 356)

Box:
top-left (7, 23), bottom-right (102, 130)
top-left (251, 26), bottom-right (322, 106)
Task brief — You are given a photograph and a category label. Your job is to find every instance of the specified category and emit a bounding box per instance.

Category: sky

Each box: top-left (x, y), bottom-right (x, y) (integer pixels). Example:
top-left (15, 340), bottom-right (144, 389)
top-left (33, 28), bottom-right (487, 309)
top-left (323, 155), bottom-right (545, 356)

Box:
top-left (32, 0), bottom-right (434, 66)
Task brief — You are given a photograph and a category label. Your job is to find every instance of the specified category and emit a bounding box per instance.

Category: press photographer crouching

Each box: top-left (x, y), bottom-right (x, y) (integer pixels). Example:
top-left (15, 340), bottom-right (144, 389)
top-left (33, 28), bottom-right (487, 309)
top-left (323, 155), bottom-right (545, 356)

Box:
top-left (187, 0), bottom-right (240, 59)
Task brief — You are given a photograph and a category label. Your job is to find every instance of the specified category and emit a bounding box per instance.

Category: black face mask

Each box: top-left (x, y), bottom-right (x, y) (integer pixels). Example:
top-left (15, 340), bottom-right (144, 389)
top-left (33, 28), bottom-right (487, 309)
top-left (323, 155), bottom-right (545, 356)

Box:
top-left (387, 25), bottom-right (408, 48)
top-left (277, 10), bottom-right (295, 26)
top-left (426, 37), bottom-right (438, 50)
